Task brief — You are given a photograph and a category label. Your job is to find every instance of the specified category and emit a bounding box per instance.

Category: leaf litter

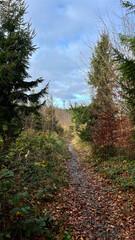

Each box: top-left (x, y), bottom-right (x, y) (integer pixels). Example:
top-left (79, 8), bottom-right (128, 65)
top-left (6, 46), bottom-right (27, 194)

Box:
top-left (50, 142), bottom-right (135, 239)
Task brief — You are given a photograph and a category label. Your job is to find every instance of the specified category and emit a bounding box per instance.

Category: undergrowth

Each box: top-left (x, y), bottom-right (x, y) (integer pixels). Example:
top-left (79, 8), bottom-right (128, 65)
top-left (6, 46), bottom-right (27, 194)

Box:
top-left (90, 155), bottom-right (135, 192)
top-left (0, 129), bottom-right (71, 240)
top-left (71, 135), bottom-right (135, 193)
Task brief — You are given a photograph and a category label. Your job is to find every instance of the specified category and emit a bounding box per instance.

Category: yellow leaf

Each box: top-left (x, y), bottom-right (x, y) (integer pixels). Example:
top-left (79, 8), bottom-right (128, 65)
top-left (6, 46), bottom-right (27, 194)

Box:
top-left (10, 215), bottom-right (14, 221)
top-left (16, 211), bottom-right (21, 216)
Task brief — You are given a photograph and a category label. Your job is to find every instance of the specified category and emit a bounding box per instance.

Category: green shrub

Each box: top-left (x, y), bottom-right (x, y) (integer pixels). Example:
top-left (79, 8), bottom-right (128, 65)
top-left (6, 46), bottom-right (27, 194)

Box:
top-left (0, 130), bottom-right (68, 239)
top-left (92, 144), bottom-right (117, 160)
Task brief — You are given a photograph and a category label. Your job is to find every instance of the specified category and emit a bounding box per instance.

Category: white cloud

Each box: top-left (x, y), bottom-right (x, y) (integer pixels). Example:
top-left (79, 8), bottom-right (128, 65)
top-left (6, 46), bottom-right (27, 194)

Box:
top-left (25, 0), bottom-right (121, 107)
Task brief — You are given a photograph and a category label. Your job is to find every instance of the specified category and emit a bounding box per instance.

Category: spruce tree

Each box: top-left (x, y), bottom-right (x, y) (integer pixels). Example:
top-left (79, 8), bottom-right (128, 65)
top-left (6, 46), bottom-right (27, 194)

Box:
top-left (88, 31), bottom-right (114, 107)
top-left (115, 1), bottom-right (135, 125)
top-left (0, 0), bottom-right (48, 147)
top-left (87, 32), bottom-right (116, 149)
top-left (70, 32), bottom-right (116, 145)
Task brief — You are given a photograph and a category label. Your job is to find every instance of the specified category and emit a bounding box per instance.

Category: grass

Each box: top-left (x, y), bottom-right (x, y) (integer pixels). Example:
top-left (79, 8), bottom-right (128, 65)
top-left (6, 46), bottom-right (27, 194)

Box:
top-left (71, 134), bottom-right (90, 156)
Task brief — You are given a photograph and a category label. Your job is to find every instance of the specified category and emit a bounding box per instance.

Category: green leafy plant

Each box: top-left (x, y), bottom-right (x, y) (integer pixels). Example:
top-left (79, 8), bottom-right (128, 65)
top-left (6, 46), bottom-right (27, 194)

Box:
top-left (0, 130), bottom-right (69, 239)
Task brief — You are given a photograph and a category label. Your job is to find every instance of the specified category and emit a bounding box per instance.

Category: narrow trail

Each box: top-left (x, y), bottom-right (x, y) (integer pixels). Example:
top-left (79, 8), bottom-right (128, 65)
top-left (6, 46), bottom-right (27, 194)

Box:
top-left (61, 142), bottom-right (134, 239)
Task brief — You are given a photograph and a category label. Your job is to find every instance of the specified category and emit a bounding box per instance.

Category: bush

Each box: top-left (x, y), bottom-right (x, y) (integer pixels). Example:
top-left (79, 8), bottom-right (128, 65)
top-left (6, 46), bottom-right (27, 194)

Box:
top-left (0, 130), bottom-right (68, 239)
top-left (91, 144), bottom-right (117, 160)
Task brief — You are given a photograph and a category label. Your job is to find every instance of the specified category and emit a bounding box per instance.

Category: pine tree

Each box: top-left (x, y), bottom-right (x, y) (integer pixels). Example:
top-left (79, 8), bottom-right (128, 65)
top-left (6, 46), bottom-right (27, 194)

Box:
top-left (0, 0), bottom-right (48, 148)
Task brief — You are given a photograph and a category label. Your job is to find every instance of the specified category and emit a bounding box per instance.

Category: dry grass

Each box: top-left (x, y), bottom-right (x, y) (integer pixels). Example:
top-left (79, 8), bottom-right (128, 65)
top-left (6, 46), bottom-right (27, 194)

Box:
top-left (71, 135), bottom-right (91, 156)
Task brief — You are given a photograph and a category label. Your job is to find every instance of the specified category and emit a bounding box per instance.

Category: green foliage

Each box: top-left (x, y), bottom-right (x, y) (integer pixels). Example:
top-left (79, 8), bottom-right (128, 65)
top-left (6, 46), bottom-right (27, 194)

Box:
top-left (0, 0), bottom-right (48, 146)
top-left (87, 154), bottom-right (135, 192)
top-left (70, 32), bottom-right (117, 154)
top-left (91, 144), bottom-right (117, 160)
top-left (0, 130), bottom-right (68, 239)
top-left (60, 230), bottom-right (72, 240)
top-left (88, 31), bottom-right (114, 98)
top-left (115, 46), bottom-right (135, 121)
top-left (121, 1), bottom-right (135, 12)
top-left (70, 103), bottom-right (97, 141)
top-left (114, 2), bottom-right (135, 126)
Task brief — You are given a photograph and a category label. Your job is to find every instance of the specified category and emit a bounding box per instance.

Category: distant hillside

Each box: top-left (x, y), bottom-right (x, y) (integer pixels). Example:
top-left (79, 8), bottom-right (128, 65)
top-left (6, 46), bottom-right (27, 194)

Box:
top-left (55, 108), bottom-right (72, 130)
top-left (42, 106), bottom-right (72, 130)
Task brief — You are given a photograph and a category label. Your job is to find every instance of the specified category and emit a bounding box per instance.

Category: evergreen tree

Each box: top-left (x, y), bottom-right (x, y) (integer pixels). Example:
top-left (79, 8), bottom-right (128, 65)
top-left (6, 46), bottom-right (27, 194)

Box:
top-left (0, 0), bottom-right (48, 147)
top-left (70, 32), bottom-right (116, 143)
top-left (85, 32), bottom-right (117, 157)
top-left (115, 1), bottom-right (135, 125)
top-left (88, 31), bottom-right (114, 108)
top-left (70, 103), bottom-right (98, 141)
top-left (89, 33), bottom-right (118, 154)
top-left (71, 32), bottom-right (117, 155)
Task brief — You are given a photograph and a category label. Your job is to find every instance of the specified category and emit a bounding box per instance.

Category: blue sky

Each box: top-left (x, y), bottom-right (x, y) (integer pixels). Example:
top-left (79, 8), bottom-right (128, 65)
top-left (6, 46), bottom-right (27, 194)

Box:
top-left (25, 0), bottom-right (122, 108)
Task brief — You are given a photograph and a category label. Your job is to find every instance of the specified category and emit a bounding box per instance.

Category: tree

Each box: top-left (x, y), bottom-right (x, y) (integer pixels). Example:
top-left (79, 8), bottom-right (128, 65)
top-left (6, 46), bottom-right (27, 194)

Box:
top-left (87, 32), bottom-right (117, 150)
top-left (70, 32), bottom-right (117, 150)
top-left (121, 0), bottom-right (135, 12)
top-left (42, 97), bottom-right (64, 134)
top-left (70, 103), bottom-right (98, 141)
top-left (0, 0), bottom-right (48, 148)
top-left (88, 31), bottom-right (114, 106)
top-left (114, 1), bottom-right (135, 125)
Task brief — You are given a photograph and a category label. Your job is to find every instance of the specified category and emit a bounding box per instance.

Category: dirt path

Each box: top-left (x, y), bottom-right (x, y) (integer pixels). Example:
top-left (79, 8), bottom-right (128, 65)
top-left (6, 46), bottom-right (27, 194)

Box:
top-left (61, 142), bottom-right (134, 239)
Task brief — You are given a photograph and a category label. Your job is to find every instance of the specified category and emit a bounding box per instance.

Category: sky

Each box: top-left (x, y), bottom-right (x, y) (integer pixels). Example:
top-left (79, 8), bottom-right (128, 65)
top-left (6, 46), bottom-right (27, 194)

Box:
top-left (25, 0), bottom-right (122, 108)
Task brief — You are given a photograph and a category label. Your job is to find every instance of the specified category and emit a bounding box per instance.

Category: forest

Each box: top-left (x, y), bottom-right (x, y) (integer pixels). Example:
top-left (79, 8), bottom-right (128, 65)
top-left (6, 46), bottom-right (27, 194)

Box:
top-left (0, 0), bottom-right (135, 239)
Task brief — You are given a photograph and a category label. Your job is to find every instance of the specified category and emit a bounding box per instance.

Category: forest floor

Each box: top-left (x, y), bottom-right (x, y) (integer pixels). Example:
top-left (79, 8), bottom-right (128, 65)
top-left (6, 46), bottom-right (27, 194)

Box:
top-left (51, 141), bottom-right (135, 240)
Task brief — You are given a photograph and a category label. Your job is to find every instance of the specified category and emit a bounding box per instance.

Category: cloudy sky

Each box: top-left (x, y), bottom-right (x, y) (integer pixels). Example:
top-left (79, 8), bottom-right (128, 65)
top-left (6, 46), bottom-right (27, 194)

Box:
top-left (25, 0), bottom-right (121, 108)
